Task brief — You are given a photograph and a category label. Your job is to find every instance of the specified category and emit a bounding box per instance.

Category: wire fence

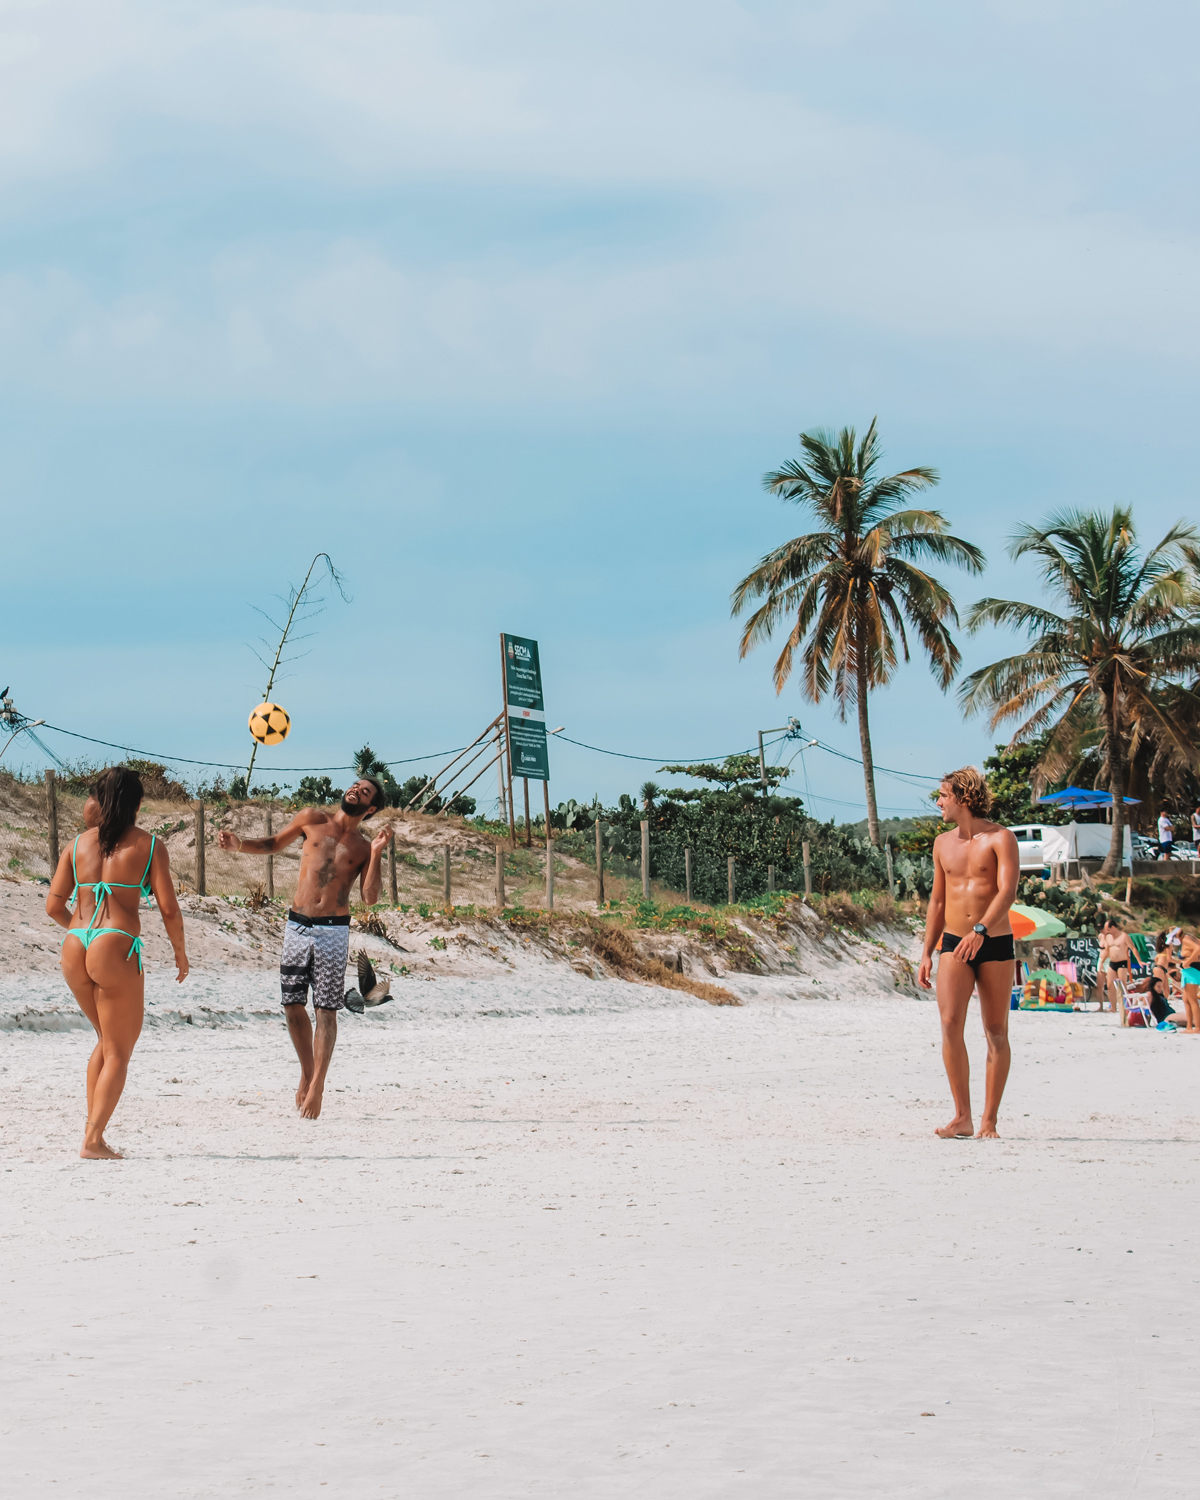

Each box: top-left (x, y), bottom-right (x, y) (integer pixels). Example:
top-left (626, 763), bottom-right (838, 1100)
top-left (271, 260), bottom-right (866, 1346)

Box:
top-left (0, 772), bottom-right (303, 901)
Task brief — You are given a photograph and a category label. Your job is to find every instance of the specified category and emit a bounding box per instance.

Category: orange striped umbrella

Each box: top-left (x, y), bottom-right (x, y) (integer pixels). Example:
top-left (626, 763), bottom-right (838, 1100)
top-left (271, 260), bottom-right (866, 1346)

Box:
top-left (1009, 902), bottom-right (1067, 941)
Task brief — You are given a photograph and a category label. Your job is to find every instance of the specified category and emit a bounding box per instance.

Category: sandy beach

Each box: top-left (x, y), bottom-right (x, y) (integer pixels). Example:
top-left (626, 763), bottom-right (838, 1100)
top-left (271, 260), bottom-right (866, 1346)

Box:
top-left (2, 939), bottom-right (1198, 1499)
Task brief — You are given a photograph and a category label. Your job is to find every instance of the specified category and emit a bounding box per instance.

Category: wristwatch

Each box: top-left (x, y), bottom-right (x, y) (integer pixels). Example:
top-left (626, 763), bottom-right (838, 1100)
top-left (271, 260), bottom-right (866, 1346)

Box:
top-left (972, 923), bottom-right (987, 936)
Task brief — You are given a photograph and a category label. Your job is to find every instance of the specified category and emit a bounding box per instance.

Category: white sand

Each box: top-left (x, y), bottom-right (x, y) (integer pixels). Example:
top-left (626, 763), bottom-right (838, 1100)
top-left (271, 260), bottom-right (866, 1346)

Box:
top-left (2, 960), bottom-right (1198, 1498)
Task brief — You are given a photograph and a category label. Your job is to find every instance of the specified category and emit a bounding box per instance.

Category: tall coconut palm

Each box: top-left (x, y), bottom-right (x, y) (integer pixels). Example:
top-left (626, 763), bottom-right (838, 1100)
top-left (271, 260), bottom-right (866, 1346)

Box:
top-left (732, 419), bottom-right (984, 846)
top-left (959, 507), bottom-right (1200, 875)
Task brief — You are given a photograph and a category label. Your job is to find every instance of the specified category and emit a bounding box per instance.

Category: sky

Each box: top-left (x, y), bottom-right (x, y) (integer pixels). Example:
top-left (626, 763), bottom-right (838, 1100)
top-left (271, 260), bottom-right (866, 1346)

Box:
top-left (3, 0), bottom-right (1200, 821)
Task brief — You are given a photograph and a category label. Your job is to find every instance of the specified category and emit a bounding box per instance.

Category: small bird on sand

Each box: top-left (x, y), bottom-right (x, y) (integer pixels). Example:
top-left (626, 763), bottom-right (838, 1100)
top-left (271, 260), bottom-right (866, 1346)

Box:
top-left (343, 951), bottom-right (392, 1014)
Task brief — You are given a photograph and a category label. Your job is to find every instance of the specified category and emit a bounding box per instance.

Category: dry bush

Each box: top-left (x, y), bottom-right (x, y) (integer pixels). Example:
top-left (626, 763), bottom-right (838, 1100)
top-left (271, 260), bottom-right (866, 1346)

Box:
top-left (813, 892), bottom-right (897, 930)
top-left (573, 915), bottom-right (740, 1006)
top-left (354, 911), bottom-right (390, 939)
top-left (245, 881), bottom-right (268, 911)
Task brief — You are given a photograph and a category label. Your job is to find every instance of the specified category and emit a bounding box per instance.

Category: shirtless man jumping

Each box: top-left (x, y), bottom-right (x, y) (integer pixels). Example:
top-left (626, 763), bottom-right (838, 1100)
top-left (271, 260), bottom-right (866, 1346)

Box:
top-left (917, 767), bottom-right (1020, 1140)
top-left (218, 776), bottom-right (391, 1118)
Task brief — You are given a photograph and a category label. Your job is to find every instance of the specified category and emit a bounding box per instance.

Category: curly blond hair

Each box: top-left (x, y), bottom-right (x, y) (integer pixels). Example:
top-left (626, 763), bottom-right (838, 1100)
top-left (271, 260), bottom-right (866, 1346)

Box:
top-left (941, 766), bottom-right (992, 817)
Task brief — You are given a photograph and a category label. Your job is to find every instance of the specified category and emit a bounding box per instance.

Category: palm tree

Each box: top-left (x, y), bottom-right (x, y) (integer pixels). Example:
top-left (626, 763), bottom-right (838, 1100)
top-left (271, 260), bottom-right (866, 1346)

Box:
top-left (732, 419), bottom-right (984, 846)
top-left (959, 507), bottom-right (1200, 875)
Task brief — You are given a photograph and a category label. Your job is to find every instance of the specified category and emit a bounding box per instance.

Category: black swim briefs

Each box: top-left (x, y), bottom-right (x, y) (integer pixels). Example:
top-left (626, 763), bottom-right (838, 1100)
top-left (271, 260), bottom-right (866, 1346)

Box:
top-left (941, 931), bottom-right (1016, 971)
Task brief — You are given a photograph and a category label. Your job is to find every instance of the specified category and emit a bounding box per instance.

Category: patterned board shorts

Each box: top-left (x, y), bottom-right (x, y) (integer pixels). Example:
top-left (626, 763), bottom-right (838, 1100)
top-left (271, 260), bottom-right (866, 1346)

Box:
top-left (280, 916), bottom-right (350, 1012)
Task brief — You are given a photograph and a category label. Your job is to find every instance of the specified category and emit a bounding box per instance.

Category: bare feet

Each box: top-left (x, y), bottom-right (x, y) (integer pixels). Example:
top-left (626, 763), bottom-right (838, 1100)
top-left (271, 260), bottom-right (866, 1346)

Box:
top-left (295, 1075), bottom-right (312, 1111)
top-left (976, 1121), bottom-right (1000, 1139)
top-left (80, 1137), bottom-right (123, 1160)
top-left (936, 1116), bottom-right (974, 1138)
top-left (300, 1083), bottom-right (324, 1120)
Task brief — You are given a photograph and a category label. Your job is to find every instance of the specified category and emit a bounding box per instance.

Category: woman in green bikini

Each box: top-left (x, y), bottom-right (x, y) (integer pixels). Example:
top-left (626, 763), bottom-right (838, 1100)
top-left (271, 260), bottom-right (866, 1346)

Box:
top-left (45, 766), bottom-right (190, 1158)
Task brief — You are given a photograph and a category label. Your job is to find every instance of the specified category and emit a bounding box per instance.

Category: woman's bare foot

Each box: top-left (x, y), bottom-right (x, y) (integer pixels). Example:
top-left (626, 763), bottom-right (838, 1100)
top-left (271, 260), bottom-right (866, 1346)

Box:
top-left (936, 1116), bottom-right (973, 1138)
top-left (976, 1121), bottom-right (1000, 1139)
top-left (80, 1137), bottom-right (123, 1160)
top-left (300, 1084), bottom-right (324, 1120)
top-left (295, 1075), bottom-right (312, 1111)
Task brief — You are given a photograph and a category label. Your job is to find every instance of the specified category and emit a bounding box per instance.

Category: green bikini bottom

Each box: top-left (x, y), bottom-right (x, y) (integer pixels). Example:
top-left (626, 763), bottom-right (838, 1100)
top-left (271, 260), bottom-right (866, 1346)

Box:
top-left (63, 928), bottom-right (144, 973)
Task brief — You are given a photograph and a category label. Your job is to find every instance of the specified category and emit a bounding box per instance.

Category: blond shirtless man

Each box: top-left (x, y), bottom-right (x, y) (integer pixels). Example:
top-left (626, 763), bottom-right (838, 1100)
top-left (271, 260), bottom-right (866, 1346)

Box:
top-left (917, 767), bottom-right (1020, 1140)
top-left (218, 775), bottom-right (391, 1118)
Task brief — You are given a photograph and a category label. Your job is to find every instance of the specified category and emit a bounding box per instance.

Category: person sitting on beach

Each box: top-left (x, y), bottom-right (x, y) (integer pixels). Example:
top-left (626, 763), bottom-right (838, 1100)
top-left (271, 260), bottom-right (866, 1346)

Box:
top-left (45, 766), bottom-right (190, 1159)
top-left (1143, 931), bottom-right (1182, 1029)
top-left (1098, 919), bottom-right (1132, 1013)
top-left (217, 776), bottom-right (391, 1119)
top-left (917, 766), bottom-right (1020, 1140)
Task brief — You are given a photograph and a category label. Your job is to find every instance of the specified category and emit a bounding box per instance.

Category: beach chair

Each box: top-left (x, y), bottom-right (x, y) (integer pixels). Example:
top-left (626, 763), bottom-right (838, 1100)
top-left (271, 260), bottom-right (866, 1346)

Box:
top-left (1118, 979), bottom-right (1155, 1029)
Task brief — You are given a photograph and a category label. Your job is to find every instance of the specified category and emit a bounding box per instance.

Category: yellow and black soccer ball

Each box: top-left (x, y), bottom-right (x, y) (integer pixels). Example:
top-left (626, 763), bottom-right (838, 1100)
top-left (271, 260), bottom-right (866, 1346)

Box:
top-left (248, 702), bottom-right (291, 746)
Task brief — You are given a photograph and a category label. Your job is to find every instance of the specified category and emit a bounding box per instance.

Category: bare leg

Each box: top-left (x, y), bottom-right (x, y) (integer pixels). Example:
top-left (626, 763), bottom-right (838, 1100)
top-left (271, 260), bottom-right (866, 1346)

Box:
top-left (935, 955), bottom-right (976, 1137)
top-left (974, 960), bottom-right (1013, 1138)
top-left (81, 936), bottom-right (145, 1159)
top-left (284, 1005), bottom-right (315, 1110)
top-left (1182, 986), bottom-right (1200, 1033)
top-left (61, 937), bottom-right (103, 1120)
top-left (300, 1009), bottom-right (338, 1120)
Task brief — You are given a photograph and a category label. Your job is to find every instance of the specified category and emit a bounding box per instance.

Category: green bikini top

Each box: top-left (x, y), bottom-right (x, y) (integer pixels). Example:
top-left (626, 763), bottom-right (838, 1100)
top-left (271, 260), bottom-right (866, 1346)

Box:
top-left (69, 834), bottom-right (157, 917)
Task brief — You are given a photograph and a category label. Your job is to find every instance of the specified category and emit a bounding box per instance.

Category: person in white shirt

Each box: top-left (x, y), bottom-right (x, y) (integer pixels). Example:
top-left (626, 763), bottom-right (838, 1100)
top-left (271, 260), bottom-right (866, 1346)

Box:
top-left (1158, 811), bottom-right (1175, 859)
top-left (1191, 806), bottom-right (1200, 847)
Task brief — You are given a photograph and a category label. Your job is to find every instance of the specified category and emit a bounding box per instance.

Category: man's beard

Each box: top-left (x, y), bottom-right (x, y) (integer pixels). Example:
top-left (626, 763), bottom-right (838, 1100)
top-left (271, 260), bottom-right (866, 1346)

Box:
top-left (341, 794), bottom-right (373, 818)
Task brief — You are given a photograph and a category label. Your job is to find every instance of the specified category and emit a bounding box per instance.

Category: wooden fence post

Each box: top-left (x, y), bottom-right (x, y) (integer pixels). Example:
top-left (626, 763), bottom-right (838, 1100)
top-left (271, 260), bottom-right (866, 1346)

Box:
top-left (495, 846), bottom-right (505, 909)
top-left (44, 769), bottom-right (59, 873)
top-left (684, 847), bottom-right (692, 902)
top-left (195, 802), bottom-right (206, 896)
top-left (768, 863), bottom-right (775, 893)
top-left (727, 855), bottom-right (735, 905)
top-left (443, 846), bottom-right (452, 907)
top-left (523, 778), bottom-right (532, 848)
top-left (594, 817), bottom-right (605, 906)
top-left (802, 839), bottom-right (811, 898)
top-left (389, 831), bottom-right (398, 905)
top-left (641, 819), bottom-right (650, 899)
top-left (885, 839), bottom-right (894, 897)
top-left (266, 808), bottom-right (274, 899)
top-left (544, 779), bottom-right (554, 911)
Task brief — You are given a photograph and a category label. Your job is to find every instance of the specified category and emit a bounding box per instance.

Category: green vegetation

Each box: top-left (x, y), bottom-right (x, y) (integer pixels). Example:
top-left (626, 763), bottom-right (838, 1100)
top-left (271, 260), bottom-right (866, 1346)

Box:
top-left (731, 418), bottom-right (984, 847)
top-left (547, 754), bottom-right (934, 901)
top-left (1016, 877), bottom-right (1103, 936)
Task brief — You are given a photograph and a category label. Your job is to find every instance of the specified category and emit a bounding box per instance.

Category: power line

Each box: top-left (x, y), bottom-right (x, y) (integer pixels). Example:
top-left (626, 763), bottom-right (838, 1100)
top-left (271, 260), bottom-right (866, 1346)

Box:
top-left (38, 723), bottom-right (468, 774)
top-left (555, 733), bottom-right (787, 765)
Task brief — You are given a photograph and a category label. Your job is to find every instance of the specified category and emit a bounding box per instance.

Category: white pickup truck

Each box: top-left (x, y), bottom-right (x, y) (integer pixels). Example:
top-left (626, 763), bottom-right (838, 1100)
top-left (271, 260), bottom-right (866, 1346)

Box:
top-left (1007, 825), bottom-right (1049, 872)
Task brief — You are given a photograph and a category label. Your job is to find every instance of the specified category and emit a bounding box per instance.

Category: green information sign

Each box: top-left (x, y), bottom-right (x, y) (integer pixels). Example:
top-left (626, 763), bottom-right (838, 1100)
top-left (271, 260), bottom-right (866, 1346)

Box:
top-left (502, 634), bottom-right (544, 712)
top-left (508, 713), bottom-right (549, 781)
top-left (501, 633), bottom-right (550, 784)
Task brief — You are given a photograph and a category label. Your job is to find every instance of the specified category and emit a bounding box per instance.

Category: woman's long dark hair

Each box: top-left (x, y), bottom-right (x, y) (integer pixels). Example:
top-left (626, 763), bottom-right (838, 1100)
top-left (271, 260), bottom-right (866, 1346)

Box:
top-left (91, 766), bottom-right (143, 857)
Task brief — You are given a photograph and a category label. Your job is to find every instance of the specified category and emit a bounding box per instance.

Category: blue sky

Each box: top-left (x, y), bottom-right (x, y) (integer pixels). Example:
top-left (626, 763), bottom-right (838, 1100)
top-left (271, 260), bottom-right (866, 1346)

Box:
top-left (3, 0), bottom-right (1199, 819)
